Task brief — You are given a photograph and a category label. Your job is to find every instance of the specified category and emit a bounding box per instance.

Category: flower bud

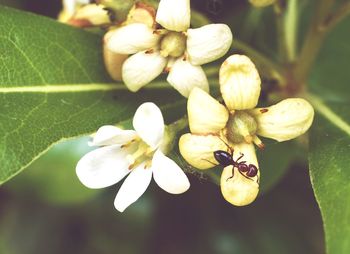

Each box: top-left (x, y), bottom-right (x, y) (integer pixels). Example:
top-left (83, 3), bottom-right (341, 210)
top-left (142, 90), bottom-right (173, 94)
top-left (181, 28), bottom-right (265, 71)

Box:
top-left (68, 4), bottom-right (111, 27)
top-left (249, 0), bottom-right (276, 7)
top-left (251, 98), bottom-right (315, 142)
top-left (220, 55), bottom-right (261, 111)
top-left (125, 2), bottom-right (156, 27)
top-left (103, 30), bottom-right (128, 81)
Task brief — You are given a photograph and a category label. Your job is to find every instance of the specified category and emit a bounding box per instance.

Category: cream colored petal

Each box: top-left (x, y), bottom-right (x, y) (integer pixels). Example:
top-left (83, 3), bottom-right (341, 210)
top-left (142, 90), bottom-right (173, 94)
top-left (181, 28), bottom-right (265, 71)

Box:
top-left (251, 98), bottom-right (315, 142)
top-left (167, 58), bottom-right (209, 98)
top-left (179, 133), bottom-right (227, 170)
top-left (76, 145), bottom-right (131, 189)
top-left (122, 50), bottom-right (167, 92)
top-left (156, 0), bottom-right (190, 32)
top-left (188, 87), bottom-right (229, 134)
top-left (187, 24), bottom-right (233, 66)
top-left (220, 143), bottom-right (259, 206)
top-left (114, 163), bottom-right (152, 212)
top-left (133, 102), bottom-right (165, 150)
top-left (89, 125), bottom-right (137, 147)
top-left (152, 150), bottom-right (190, 194)
top-left (107, 23), bottom-right (160, 54)
top-left (220, 54), bottom-right (261, 110)
top-left (249, 0), bottom-right (276, 8)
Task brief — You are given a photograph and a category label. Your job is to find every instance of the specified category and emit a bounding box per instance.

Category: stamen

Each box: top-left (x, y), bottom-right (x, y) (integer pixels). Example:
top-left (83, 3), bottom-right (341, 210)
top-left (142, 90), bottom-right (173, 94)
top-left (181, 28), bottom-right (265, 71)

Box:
top-left (253, 136), bottom-right (265, 149)
top-left (260, 108), bottom-right (269, 113)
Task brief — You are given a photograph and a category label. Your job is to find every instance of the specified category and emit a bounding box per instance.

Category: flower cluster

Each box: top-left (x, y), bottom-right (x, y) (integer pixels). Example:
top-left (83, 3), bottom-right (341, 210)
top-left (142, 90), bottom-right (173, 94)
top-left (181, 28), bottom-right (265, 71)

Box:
top-left (104, 0), bottom-right (233, 97)
top-left (67, 0), bottom-right (315, 211)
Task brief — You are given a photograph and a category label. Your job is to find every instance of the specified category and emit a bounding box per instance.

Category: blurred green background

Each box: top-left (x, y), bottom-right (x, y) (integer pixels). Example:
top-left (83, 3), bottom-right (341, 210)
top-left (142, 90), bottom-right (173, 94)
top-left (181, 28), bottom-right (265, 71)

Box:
top-left (0, 0), bottom-right (324, 253)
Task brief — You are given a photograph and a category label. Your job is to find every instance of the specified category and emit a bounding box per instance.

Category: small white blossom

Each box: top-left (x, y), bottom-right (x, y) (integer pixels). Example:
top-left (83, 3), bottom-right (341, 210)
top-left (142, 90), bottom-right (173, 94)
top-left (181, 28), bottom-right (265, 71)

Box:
top-left (179, 54), bottom-right (314, 206)
top-left (106, 0), bottom-right (233, 97)
top-left (76, 102), bottom-right (190, 212)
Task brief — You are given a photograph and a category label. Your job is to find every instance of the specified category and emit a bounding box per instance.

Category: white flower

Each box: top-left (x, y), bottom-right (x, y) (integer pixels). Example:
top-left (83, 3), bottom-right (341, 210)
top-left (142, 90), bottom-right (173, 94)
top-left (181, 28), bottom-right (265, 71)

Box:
top-left (106, 0), bottom-right (233, 97)
top-left (76, 102), bottom-right (190, 212)
top-left (179, 54), bottom-right (314, 206)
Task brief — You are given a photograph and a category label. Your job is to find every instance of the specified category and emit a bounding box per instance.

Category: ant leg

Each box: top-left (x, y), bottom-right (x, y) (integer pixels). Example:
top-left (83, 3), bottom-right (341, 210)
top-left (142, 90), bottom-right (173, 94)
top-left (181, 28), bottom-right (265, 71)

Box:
top-left (201, 158), bottom-right (218, 167)
top-left (226, 166), bottom-right (235, 181)
top-left (217, 136), bottom-right (234, 154)
top-left (236, 153), bottom-right (245, 163)
top-left (238, 170), bottom-right (255, 182)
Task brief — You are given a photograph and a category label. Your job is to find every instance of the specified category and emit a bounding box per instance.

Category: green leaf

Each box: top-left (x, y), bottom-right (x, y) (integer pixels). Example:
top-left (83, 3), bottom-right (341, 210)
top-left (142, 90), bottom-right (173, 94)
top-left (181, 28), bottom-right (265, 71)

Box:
top-left (0, 6), bottom-right (184, 184)
top-left (309, 103), bottom-right (350, 254)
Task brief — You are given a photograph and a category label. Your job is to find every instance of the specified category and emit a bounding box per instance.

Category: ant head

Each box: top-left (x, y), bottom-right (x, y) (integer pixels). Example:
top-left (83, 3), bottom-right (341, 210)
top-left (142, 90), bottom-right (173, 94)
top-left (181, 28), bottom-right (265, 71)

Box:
top-left (213, 150), bottom-right (232, 167)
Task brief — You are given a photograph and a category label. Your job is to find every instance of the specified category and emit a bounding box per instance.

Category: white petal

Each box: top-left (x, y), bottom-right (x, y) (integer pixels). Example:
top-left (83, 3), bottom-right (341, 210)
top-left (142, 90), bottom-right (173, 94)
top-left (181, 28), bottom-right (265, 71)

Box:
top-left (187, 24), bottom-right (233, 66)
top-left (251, 98), bottom-right (315, 142)
top-left (167, 58), bottom-right (209, 97)
top-left (187, 87), bottom-right (229, 134)
top-left (76, 145), bottom-right (131, 189)
top-left (220, 54), bottom-right (261, 110)
top-left (179, 133), bottom-right (227, 170)
top-left (156, 0), bottom-right (190, 32)
top-left (220, 143), bottom-right (259, 206)
top-left (133, 102), bottom-right (165, 149)
top-left (152, 150), bottom-right (190, 194)
top-left (89, 125), bottom-right (137, 146)
top-left (122, 50), bottom-right (167, 92)
top-left (107, 23), bottom-right (160, 54)
top-left (114, 163), bottom-right (152, 212)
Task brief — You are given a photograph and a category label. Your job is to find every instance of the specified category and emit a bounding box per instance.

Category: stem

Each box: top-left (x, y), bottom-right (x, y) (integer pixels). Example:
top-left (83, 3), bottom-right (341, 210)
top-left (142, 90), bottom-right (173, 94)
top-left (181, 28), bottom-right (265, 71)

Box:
top-left (274, 0), bottom-right (289, 62)
top-left (306, 93), bottom-right (350, 136)
top-left (322, 1), bottom-right (350, 31)
top-left (168, 115), bottom-right (188, 133)
top-left (234, 40), bottom-right (286, 84)
top-left (294, 0), bottom-right (336, 83)
top-left (205, 170), bottom-right (221, 186)
top-left (284, 0), bottom-right (298, 61)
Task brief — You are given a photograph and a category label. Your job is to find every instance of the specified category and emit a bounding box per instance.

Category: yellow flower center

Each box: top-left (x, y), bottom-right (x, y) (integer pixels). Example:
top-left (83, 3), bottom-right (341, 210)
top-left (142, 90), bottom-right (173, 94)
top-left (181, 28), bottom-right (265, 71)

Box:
top-left (123, 139), bottom-right (154, 170)
top-left (160, 31), bottom-right (187, 58)
top-left (226, 111), bottom-right (257, 144)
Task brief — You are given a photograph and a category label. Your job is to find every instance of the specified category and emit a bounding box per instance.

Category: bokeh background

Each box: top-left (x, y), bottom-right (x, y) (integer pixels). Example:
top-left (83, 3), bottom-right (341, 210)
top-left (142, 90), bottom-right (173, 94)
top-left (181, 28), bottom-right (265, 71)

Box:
top-left (0, 1), bottom-right (324, 253)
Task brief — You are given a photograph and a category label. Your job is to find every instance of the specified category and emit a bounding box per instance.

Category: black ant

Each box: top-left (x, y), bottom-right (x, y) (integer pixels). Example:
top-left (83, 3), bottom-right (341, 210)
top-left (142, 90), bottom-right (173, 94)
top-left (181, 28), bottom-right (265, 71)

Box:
top-left (213, 148), bottom-right (259, 183)
top-left (203, 137), bottom-right (259, 182)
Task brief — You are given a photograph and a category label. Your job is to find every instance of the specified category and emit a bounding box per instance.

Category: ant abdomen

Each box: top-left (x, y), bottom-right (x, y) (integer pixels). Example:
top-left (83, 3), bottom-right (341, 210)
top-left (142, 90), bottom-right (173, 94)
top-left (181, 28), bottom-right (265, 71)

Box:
top-left (246, 164), bottom-right (258, 177)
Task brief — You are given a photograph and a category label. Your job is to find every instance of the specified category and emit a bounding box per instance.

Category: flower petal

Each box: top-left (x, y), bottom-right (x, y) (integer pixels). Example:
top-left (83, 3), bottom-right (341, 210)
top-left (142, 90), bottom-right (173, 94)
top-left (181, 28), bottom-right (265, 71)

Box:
top-left (220, 54), bottom-right (261, 110)
top-left (76, 145), bottom-right (131, 189)
top-left (133, 102), bottom-right (165, 149)
top-left (251, 98), bottom-right (315, 142)
top-left (156, 0), bottom-right (190, 32)
top-left (89, 125), bottom-right (137, 147)
top-left (106, 23), bottom-right (160, 54)
top-left (114, 163), bottom-right (152, 212)
top-left (167, 58), bottom-right (209, 97)
top-left (72, 4), bottom-right (110, 26)
top-left (152, 150), bottom-right (190, 194)
top-left (122, 50), bottom-right (167, 92)
top-left (187, 24), bottom-right (233, 66)
top-left (188, 87), bottom-right (229, 134)
top-left (220, 143), bottom-right (259, 206)
top-left (179, 133), bottom-right (227, 170)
